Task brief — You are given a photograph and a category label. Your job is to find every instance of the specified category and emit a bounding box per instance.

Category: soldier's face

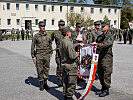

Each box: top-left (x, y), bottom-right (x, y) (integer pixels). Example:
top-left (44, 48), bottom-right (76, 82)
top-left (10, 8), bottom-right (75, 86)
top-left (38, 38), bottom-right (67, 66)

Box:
top-left (39, 26), bottom-right (45, 32)
top-left (58, 25), bottom-right (65, 29)
top-left (94, 25), bottom-right (100, 29)
top-left (67, 31), bottom-right (71, 37)
top-left (76, 26), bottom-right (81, 31)
top-left (102, 25), bottom-right (109, 32)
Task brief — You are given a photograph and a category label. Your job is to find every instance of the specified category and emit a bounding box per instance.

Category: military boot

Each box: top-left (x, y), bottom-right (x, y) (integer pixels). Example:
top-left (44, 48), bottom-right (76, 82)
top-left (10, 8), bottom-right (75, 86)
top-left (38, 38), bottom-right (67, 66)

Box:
top-left (99, 89), bottom-right (109, 97)
top-left (39, 80), bottom-right (44, 91)
top-left (64, 96), bottom-right (67, 100)
top-left (57, 78), bottom-right (63, 87)
top-left (43, 79), bottom-right (50, 90)
top-left (95, 89), bottom-right (103, 95)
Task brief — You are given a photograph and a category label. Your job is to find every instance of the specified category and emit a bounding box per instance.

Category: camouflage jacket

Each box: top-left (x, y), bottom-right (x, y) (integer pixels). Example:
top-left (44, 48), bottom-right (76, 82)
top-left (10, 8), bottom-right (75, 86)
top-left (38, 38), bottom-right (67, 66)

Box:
top-left (31, 32), bottom-right (52, 58)
top-left (51, 30), bottom-right (63, 48)
top-left (71, 30), bottom-right (88, 44)
top-left (96, 30), bottom-right (114, 59)
top-left (90, 29), bottom-right (102, 42)
top-left (61, 38), bottom-right (78, 64)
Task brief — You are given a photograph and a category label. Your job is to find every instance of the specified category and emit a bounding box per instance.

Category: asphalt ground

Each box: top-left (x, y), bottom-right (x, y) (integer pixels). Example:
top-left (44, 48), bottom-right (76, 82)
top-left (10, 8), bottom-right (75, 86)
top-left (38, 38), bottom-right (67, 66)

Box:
top-left (0, 39), bottom-right (133, 100)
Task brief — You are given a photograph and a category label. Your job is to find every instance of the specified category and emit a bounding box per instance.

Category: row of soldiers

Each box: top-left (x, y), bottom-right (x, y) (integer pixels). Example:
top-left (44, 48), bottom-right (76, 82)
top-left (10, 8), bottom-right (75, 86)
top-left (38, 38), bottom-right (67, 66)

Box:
top-left (10, 28), bottom-right (33, 41)
top-left (0, 28), bottom-right (33, 41)
top-left (112, 28), bottom-right (133, 44)
top-left (31, 20), bottom-right (114, 100)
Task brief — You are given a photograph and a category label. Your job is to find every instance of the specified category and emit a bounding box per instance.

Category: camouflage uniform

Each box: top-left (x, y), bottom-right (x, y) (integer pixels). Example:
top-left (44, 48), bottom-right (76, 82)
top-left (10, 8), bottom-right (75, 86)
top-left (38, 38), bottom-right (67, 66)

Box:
top-left (11, 28), bottom-right (15, 41)
top-left (26, 29), bottom-right (29, 40)
top-left (51, 30), bottom-right (63, 80)
top-left (128, 29), bottom-right (133, 44)
top-left (90, 29), bottom-right (102, 42)
top-left (16, 29), bottom-right (20, 41)
top-left (31, 32), bottom-right (52, 81)
top-left (61, 27), bottom-right (78, 99)
top-left (96, 21), bottom-right (114, 97)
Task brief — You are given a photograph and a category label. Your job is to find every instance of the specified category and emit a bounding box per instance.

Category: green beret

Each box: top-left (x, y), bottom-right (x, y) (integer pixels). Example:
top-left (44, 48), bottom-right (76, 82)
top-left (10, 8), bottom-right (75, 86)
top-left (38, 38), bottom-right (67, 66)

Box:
top-left (38, 21), bottom-right (45, 27)
top-left (101, 21), bottom-right (110, 27)
top-left (58, 20), bottom-right (65, 25)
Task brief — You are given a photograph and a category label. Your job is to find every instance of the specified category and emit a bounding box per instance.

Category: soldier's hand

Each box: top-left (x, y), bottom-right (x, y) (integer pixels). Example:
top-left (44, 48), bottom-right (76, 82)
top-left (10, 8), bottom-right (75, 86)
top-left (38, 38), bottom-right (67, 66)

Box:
top-left (79, 43), bottom-right (84, 47)
top-left (90, 42), bottom-right (97, 45)
top-left (33, 57), bottom-right (36, 64)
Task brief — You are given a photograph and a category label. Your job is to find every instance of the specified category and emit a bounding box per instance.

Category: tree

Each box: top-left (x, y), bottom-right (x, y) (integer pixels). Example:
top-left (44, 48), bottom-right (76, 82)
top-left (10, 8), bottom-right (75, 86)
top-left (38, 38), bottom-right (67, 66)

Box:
top-left (66, 12), bottom-right (94, 28)
top-left (103, 15), bottom-right (110, 21)
top-left (121, 7), bottom-right (133, 29)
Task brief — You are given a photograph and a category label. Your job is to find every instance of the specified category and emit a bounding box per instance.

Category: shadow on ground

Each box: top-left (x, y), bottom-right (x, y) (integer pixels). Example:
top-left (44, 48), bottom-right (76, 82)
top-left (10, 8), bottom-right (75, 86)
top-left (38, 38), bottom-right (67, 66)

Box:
top-left (25, 75), bottom-right (64, 100)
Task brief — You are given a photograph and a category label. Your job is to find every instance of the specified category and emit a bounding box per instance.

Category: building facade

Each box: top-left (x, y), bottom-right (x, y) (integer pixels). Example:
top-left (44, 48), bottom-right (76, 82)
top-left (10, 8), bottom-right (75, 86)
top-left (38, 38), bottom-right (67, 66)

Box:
top-left (0, 0), bottom-right (121, 31)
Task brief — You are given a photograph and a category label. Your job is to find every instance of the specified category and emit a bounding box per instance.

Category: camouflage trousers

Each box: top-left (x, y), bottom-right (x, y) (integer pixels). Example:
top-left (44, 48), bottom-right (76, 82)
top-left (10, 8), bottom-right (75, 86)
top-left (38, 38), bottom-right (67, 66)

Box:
top-left (36, 54), bottom-right (50, 81)
top-left (55, 51), bottom-right (62, 79)
top-left (98, 56), bottom-right (113, 89)
top-left (62, 63), bottom-right (77, 98)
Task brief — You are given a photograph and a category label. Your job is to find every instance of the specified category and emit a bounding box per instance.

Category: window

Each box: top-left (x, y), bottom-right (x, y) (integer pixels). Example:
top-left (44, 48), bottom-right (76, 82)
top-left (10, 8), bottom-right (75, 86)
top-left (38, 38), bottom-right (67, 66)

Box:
top-left (35, 19), bottom-right (38, 25)
top-left (81, 7), bottom-right (84, 12)
top-left (114, 20), bottom-right (117, 25)
top-left (99, 8), bottom-right (102, 13)
top-left (35, 5), bottom-right (38, 11)
top-left (0, 19), bottom-right (1, 25)
top-left (70, 7), bottom-right (74, 12)
top-left (108, 9), bottom-right (111, 14)
top-left (43, 5), bottom-right (46, 11)
top-left (60, 6), bottom-right (62, 12)
top-left (26, 4), bottom-right (29, 10)
top-left (114, 9), bottom-right (117, 14)
top-left (91, 8), bottom-right (94, 14)
top-left (16, 19), bottom-right (20, 25)
top-left (52, 6), bottom-right (54, 11)
top-left (44, 19), bottom-right (46, 26)
top-left (52, 19), bottom-right (54, 25)
top-left (7, 3), bottom-right (10, 10)
top-left (16, 4), bottom-right (19, 10)
top-left (7, 19), bottom-right (11, 25)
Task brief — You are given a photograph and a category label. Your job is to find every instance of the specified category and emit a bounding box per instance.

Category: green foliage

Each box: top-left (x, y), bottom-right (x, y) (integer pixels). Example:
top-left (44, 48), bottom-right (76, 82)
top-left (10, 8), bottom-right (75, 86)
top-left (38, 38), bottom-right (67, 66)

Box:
top-left (121, 7), bottom-right (133, 29)
top-left (66, 12), bottom-right (94, 28)
top-left (103, 15), bottom-right (110, 21)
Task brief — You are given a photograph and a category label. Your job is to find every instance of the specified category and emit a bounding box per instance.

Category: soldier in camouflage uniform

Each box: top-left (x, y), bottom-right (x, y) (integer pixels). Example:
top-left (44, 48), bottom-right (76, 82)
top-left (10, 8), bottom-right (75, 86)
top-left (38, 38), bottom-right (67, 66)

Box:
top-left (128, 28), bottom-right (133, 44)
top-left (61, 27), bottom-right (84, 100)
top-left (11, 28), bottom-right (15, 41)
top-left (26, 29), bottom-right (30, 40)
top-left (90, 21), bottom-right (102, 43)
top-left (16, 29), bottom-right (20, 41)
top-left (95, 21), bottom-right (114, 97)
top-left (51, 20), bottom-right (65, 87)
top-left (31, 21), bottom-right (52, 91)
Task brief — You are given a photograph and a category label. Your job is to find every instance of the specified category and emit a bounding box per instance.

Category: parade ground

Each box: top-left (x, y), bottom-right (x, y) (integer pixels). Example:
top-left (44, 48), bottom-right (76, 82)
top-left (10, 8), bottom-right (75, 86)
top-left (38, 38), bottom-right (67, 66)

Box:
top-left (0, 40), bottom-right (133, 100)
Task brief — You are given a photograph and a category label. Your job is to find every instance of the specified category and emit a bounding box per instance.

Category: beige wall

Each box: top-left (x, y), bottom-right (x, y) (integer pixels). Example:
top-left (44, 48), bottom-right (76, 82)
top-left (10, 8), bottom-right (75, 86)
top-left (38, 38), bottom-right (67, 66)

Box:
top-left (0, 1), bottom-right (121, 31)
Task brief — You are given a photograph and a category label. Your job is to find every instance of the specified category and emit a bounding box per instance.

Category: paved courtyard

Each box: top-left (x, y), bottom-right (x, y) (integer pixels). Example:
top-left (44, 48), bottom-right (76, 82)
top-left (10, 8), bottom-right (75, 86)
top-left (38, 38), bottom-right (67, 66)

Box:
top-left (0, 39), bottom-right (133, 100)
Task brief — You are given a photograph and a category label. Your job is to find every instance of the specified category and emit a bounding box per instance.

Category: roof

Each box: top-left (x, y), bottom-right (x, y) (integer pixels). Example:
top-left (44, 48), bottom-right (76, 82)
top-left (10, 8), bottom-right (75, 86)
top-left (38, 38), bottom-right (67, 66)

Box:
top-left (1, 0), bottom-right (122, 9)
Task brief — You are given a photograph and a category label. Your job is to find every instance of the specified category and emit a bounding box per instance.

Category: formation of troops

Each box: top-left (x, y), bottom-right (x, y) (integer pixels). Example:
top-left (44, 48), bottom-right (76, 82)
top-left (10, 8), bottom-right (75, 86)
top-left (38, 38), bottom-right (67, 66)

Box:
top-left (0, 20), bottom-right (133, 100)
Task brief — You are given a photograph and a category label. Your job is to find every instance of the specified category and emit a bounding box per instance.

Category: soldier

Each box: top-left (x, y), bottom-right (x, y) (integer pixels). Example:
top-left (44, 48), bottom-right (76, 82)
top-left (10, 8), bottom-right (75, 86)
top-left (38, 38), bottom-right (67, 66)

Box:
top-left (26, 29), bottom-right (30, 40)
top-left (11, 28), bottom-right (15, 41)
top-left (123, 29), bottom-right (128, 44)
top-left (21, 28), bottom-right (25, 40)
top-left (30, 29), bottom-right (33, 39)
top-left (90, 21), bottom-right (102, 43)
top-left (95, 21), bottom-right (114, 97)
top-left (128, 28), bottom-right (133, 44)
top-left (71, 22), bottom-right (87, 44)
top-left (61, 27), bottom-right (84, 100)
top-left (51, 20), bottom-right (65, 87)
top-left (0, 30), bottom-right (2, 41)
top-left (31, 21), bottom-right (52, 91)
top-left (118, 29), bottom-right (122, 41)
top-left (16, 29), bottom-right (20, 41)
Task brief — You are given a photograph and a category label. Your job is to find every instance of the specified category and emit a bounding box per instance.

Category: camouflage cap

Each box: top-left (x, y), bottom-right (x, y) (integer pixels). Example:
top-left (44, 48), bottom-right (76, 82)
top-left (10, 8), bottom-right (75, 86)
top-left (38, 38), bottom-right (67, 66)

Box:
top-left (58, 20), bottom-right (65, 25)
top-left (94, 21), bottom-right (101, 25)
top-left (76, 22), bottom-right (82, 27)
top-left (38, 21), bottom-right (45, 27)
top-left (62, 26), bottom-right (71, 36)
top-left (101, 21), bottom-right (110, 27)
